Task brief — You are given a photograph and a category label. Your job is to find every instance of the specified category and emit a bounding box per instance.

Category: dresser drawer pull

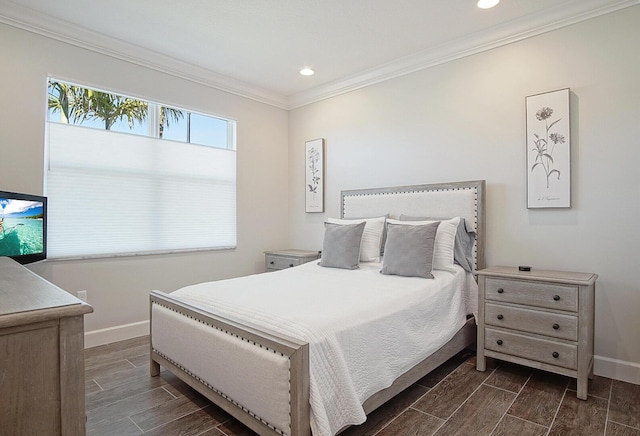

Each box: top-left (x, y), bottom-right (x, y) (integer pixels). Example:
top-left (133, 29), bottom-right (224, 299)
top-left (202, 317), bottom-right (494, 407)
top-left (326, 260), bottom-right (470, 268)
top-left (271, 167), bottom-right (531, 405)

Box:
top-left (553, 295), bottom-right (561, 301)
top-left (289, 264), bottom-right (294, 267)
top-left (270, 261), bottom-right (275, 265)
top-left (496, 339), bottom-right (503, 345)
top-left (552, 351), bottom-right (559, 358)
top-left (497, 314), bottom-right (503, 320)
top-left (497, 288), bottom-right (504, 294)
top-left (553, 323), bottom-right (560, 330)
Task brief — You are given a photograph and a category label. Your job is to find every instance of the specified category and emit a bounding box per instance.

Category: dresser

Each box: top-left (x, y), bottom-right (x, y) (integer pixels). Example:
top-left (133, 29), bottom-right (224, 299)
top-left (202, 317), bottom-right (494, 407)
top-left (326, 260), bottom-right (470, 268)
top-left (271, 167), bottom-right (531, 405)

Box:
top-left (0, 257), bottom-right (93, 435)
top-left (476, 266), bottom-right (597, 400)
top-left (264, 249), bottom-right (320, 272)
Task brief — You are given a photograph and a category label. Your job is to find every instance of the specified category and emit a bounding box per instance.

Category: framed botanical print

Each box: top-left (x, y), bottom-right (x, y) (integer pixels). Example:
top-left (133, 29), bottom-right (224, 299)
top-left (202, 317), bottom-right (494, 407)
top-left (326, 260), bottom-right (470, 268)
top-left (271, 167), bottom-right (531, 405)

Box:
top-left (305, 138), bottom-right (324, 213)
top-left (526, 88), bottom-right (571, 208)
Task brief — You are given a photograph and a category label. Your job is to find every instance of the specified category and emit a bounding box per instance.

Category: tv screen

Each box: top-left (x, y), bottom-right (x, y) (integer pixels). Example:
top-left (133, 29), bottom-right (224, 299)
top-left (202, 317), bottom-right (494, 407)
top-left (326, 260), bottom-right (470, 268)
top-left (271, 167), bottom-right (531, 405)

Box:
top-left (0, 190), bottom-right (47, 264)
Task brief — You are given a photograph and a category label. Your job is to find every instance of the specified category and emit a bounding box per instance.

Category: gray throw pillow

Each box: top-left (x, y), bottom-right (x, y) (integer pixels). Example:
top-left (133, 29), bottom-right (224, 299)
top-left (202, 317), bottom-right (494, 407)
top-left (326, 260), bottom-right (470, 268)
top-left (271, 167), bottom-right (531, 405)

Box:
top-left (381, 222), bottom-right (440, 278)
top-left (400, 215), bottom-right (476, 272)
top-left (319, 221), bottom-right (366, 270)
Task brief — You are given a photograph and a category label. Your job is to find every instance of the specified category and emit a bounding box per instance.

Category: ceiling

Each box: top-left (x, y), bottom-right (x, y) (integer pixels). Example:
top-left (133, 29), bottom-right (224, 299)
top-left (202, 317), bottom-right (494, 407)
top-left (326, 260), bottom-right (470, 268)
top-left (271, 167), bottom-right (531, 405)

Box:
top-left (0, 0), bottom-right (637, 108)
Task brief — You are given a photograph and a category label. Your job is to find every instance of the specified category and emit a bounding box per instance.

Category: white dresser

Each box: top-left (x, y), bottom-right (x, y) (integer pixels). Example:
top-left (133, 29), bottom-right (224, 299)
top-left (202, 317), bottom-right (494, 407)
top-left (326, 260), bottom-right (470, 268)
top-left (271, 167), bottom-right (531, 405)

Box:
top-left (476, 266), bottom-right (597, 400)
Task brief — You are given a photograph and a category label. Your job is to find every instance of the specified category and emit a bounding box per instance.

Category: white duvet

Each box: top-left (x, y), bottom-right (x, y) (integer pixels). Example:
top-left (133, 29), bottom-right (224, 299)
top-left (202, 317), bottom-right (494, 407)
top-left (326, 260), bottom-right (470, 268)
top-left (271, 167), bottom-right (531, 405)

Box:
top-left (165, 261), bottom-right (477, 436)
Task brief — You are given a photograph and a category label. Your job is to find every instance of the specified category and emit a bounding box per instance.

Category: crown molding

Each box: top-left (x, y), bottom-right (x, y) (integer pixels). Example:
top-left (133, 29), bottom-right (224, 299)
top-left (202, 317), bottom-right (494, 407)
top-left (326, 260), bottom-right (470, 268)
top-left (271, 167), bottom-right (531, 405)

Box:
top-left (0, 1), bottom-right (290, 109)
top-left (287, 0), bottom-right (639, 109)
top-left (1, 0), bottom-right (638, 110)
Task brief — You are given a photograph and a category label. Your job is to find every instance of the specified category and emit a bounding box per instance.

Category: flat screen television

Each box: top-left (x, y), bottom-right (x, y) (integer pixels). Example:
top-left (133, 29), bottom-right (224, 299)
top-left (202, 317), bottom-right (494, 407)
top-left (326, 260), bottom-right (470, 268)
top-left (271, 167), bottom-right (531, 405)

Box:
top-left (0, 190), bottom-right (47, 264)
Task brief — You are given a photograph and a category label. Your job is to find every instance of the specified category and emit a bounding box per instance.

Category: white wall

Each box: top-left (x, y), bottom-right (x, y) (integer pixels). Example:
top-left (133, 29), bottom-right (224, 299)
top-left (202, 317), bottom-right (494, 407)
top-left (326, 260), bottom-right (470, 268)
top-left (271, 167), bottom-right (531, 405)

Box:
top-left (288, 7), bottom-right (640, 383)
top-left (0, 23), bottom-right (290, 346)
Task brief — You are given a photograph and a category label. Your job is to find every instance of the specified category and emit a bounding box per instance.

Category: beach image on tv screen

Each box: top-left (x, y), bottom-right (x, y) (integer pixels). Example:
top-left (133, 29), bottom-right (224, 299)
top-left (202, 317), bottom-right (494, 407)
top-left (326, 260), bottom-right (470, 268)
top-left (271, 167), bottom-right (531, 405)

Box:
top-left (0, 198), bottom-right (44, 257)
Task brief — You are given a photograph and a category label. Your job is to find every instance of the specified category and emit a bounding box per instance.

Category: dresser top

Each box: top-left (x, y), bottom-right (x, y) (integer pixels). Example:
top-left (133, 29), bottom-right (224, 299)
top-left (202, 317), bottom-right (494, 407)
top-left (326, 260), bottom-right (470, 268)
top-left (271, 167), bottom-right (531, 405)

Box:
top-left (476, 265), bottom-right (597, 286)
top-left (0, 257), bottom-right (92, 317)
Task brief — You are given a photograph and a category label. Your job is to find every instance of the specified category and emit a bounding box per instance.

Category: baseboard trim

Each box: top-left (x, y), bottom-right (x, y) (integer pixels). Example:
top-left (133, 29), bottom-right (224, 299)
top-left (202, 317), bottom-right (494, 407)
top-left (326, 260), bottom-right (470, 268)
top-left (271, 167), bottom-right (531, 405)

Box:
top-left (595, 355), bottom-right (640, 385)
top-left (85, 320), bottom-right (149, 349)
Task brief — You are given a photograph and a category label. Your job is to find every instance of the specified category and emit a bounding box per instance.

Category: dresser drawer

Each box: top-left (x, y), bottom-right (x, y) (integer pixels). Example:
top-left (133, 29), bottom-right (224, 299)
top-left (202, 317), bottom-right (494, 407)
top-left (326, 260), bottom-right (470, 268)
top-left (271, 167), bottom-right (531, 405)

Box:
top-left (485, 303), bottom-right (578, 341)
top-left (485, 328), bottom-right (577, 369)
top-left (485, 277), bottom-right (578, 312)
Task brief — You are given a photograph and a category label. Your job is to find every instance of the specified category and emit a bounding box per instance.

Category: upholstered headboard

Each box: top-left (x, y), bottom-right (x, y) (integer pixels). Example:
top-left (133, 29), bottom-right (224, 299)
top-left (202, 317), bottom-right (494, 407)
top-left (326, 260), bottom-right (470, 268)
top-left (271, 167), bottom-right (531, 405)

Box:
top-left (341, 180), bottom-right (486, 271)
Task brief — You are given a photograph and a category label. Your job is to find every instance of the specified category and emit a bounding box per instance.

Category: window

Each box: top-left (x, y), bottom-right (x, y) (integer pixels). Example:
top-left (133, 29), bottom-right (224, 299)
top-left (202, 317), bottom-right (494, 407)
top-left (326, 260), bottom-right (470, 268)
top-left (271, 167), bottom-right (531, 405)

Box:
top-left (45, 79), bottom-right (236, 259)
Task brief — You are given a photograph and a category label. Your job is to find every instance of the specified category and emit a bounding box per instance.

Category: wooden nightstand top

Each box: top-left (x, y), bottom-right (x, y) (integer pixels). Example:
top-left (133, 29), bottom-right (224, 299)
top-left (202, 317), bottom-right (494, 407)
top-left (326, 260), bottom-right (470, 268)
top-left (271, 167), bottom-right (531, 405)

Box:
top-left (264, 249), bottom-right (320, 257)
top-left (476, 266), bottom-right (597, 286)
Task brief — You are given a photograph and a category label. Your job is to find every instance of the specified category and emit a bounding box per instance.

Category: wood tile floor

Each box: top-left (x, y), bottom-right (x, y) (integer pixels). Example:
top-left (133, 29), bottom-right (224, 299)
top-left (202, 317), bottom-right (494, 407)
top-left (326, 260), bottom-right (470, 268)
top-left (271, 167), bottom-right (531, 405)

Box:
top-left (85, 336), bottom-right (640, 435)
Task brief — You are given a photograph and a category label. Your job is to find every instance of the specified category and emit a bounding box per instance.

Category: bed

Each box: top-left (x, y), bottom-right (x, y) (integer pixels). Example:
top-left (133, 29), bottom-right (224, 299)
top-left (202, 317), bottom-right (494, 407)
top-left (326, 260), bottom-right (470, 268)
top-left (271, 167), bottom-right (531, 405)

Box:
top-left (150, 179), bottom-right (486, 436)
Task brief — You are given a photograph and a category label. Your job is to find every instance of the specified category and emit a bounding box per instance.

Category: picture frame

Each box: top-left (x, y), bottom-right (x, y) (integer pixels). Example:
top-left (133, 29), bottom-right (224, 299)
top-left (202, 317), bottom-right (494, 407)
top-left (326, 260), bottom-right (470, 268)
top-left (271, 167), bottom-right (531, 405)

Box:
top-left (305, 138), bottom-right (324, 213)
top-left (526, 88), bottom-right (571, 208)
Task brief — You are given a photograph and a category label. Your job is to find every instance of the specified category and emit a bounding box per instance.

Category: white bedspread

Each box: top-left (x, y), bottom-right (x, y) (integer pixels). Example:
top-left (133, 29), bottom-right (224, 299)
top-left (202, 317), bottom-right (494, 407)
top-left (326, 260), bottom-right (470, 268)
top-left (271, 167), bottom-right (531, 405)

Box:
top-left (168, 261), bottom-right (477, 436)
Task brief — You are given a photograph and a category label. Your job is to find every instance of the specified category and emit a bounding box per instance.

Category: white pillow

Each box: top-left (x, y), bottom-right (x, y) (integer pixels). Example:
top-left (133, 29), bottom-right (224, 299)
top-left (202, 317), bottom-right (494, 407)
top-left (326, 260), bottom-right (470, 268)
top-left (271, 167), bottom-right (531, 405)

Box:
top-left (386, 217), bottom-right (460, 273)
top-left (327, 216), bottom-right (386, 262)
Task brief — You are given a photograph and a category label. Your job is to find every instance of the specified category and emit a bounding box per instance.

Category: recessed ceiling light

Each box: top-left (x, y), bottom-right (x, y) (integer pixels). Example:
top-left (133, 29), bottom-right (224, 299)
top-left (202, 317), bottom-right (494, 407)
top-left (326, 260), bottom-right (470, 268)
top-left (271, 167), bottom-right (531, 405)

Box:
top-left (299, 67), bottom-right (315, 76)
top-left (477, 0), bottom-right (499, 9)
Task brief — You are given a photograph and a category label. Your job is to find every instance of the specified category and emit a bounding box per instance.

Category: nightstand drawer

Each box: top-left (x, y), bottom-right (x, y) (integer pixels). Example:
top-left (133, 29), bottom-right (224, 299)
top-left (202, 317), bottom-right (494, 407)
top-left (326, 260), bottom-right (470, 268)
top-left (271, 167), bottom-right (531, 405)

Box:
top-left (485, 328), bottom-right (577, 370)
top-left (485, 277), bottom-right (578, 312)
top-left (264, 249), bottom-right (320, 271)
top-left (485, 303), bottom-right (578, 341)
top-left (265, 255), bottom-right (303, 270)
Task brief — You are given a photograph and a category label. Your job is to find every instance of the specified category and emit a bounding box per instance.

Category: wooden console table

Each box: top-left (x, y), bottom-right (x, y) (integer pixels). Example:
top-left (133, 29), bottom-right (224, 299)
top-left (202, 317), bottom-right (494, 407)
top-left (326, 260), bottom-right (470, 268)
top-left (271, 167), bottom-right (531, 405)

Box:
top-left (0, 257), bottom-right (93, 435)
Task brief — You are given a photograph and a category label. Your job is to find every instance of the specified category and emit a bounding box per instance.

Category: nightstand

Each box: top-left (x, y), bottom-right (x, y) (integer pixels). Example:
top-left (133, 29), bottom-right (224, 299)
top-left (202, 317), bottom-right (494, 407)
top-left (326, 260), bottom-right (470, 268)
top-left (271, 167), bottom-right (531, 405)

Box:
top-left (476, 266), bottom-right (597, 400)
top-left (264, 249), bottom-right (320, 272)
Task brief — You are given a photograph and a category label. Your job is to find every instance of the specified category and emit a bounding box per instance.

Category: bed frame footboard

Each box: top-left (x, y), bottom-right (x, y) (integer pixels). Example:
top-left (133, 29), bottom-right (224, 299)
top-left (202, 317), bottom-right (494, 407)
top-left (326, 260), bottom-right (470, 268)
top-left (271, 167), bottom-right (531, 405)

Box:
top-left (149, 290), bottom-right (310, 436)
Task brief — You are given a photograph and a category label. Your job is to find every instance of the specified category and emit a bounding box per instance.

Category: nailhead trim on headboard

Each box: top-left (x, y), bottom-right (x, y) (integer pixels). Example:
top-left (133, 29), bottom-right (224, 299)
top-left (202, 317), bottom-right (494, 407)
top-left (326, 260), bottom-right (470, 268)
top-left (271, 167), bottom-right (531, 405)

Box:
top-left (341, 180), bottom-right (485, 271)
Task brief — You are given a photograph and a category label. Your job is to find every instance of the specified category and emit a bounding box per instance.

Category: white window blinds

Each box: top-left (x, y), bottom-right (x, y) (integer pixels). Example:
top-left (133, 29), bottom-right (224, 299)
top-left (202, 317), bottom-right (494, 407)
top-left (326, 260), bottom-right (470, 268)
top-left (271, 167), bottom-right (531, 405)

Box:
top-left (46, 123), bottom-right (236, 259)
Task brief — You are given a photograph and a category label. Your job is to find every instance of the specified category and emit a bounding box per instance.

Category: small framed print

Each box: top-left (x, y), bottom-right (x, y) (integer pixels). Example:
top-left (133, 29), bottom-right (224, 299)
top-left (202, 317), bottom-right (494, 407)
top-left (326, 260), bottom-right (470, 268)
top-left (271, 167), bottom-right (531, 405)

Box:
top-left (305, 138), bottom-right (324, 213)
top-left (526, 88), bottom-right (571, 208)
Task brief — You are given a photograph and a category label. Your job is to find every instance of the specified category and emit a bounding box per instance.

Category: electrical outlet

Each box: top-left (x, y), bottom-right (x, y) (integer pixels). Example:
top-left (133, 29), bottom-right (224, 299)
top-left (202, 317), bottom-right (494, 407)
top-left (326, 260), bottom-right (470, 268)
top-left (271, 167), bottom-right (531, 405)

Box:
top-left (77, 290), bottom-right (88, 302)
